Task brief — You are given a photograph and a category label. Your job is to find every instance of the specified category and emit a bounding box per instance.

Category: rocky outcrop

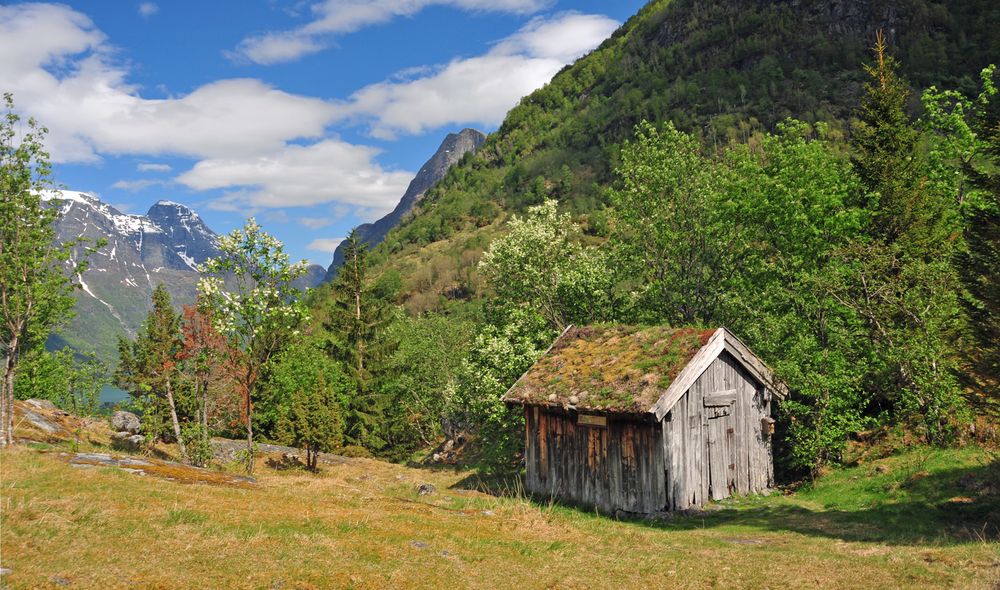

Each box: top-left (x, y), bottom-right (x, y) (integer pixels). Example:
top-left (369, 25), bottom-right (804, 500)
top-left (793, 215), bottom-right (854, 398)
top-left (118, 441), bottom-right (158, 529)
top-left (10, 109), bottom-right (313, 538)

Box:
top-left (24, 398), bottom-right (57, 411)
top-left (111, 411), bottom-right (141, 434)
top-left (324, 128), bottom-right (486, 281)
top-left (109, 411), bottom-right (143, 451)
top-left (66, 452), bottom-right (256, 487)
top-left (12, 399), bottom-right (111, 444)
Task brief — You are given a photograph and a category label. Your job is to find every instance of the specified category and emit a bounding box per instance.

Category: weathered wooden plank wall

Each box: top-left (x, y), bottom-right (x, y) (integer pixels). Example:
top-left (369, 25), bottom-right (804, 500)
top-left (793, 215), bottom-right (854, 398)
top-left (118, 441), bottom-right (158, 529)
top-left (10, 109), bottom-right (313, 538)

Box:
top-left (524, 408), bottom-right (665, 514)
top-left (662, 351), bottom-right (774, 510)
top-left (523, 351), bottom-right (776, 514)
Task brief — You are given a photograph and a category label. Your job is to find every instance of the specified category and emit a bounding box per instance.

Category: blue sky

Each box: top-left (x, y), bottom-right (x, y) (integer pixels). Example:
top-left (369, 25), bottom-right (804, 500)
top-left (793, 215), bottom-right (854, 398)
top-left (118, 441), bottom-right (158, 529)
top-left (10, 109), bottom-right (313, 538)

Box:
top-left (1, 0), bottom-right (645, 266)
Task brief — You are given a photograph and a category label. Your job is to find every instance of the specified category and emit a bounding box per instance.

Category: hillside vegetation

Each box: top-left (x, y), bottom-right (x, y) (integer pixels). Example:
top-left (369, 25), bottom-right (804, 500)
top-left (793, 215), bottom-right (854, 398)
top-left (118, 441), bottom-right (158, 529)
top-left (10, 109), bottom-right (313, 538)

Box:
top-left (290, 0), bottom-right (1000, 475)
top-left (348, 0), bottom-right (1000, 308)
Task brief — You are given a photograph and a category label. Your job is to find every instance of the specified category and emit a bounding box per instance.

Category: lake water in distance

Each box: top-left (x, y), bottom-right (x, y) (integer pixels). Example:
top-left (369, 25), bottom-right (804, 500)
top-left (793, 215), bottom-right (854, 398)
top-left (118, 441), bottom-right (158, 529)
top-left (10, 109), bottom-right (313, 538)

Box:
top-left (100, 384), bottom-right (129, 404)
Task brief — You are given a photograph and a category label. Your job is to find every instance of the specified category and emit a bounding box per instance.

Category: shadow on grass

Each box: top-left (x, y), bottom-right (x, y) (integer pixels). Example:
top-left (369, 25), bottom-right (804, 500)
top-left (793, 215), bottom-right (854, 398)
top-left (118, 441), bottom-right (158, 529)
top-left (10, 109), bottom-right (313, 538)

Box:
top-left (650, 459), bottom-right (1000, 544)
top-left (450, 471), bottom-right (527, 497)
top-left (646, 492), bottom-right (999, 546)
top-left (455, 460), bottom-right (1000, 546)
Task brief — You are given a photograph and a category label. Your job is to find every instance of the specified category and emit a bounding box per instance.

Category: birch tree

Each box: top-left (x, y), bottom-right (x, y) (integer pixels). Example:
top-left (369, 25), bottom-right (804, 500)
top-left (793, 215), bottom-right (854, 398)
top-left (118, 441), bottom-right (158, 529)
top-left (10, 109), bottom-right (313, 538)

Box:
top-left (0, 94), bottom-right (84, 446)
top-left (199, 219), bottom-right (309, 473)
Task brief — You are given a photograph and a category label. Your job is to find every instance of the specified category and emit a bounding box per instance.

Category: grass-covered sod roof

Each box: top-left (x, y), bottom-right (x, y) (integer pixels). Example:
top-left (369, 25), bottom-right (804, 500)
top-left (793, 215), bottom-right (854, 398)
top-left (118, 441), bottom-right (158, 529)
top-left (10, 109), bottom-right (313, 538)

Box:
top-left (504, 325), bottom-right (716, 414)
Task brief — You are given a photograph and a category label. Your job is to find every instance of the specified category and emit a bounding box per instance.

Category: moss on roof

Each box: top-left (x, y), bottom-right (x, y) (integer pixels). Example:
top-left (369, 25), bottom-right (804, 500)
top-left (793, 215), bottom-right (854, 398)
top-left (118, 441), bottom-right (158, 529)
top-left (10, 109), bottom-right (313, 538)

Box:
top-left (504, 325), bottom-right (716, 413)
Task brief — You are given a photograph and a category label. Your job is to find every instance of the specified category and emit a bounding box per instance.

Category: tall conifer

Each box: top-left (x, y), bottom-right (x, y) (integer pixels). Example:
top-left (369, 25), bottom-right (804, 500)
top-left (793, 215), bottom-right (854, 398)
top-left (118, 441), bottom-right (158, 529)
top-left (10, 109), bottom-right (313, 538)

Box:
top-left (326, 230), bottom-right (388, 449)
top-left (959, 65), bottom-right (1000, 400)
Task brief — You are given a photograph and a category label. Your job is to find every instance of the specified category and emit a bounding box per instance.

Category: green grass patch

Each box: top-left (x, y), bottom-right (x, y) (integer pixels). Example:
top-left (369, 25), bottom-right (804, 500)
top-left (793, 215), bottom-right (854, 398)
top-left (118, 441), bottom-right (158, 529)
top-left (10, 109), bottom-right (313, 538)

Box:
top-left (164, 508), bottom-right (207, 527)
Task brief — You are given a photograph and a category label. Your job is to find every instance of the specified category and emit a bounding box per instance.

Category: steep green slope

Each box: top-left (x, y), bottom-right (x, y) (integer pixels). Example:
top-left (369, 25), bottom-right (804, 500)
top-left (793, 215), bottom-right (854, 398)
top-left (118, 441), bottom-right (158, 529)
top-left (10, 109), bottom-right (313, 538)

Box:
top-left (352, 0), bottom-right (1000, 311)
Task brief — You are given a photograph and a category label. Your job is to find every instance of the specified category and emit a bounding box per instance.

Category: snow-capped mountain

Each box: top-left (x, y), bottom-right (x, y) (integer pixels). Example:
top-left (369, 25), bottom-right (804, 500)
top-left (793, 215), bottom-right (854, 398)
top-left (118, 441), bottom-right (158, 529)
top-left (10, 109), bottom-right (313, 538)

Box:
top-left (42, 191), bottom-right (324, 363)
top-left (43, 190), bottom-right (220, 272)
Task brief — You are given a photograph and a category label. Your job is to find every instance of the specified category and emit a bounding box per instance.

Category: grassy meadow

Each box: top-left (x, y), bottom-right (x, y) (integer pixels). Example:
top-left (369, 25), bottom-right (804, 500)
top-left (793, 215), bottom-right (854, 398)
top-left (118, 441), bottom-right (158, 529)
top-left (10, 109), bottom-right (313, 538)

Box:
top-left (1, 442), bottom-right (998, 589)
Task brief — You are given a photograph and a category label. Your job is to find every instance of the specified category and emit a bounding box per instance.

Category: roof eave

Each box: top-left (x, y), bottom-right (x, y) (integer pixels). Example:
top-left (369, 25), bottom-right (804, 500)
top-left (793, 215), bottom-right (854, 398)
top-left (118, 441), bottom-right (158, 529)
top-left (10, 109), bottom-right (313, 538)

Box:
top-left (649, 327), bottom-right (788, 420)
top-left (500, 324), bottom-right (574, 404)
top-left (649, 328), bottom-right (726, 421)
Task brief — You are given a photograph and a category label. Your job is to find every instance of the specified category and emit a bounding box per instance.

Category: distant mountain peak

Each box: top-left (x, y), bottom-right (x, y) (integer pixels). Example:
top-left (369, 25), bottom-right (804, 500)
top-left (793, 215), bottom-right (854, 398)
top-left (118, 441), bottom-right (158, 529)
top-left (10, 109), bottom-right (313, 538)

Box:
top-left (45, 191), bottom-right (327, 363)
top-left (324, 128), bottom-right (486, 281)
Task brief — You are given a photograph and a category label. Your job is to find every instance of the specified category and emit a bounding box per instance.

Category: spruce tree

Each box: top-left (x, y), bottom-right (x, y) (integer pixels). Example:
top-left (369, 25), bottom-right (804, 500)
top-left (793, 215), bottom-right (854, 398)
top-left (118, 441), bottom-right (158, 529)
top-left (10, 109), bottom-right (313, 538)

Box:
top-left (850, 32), bottom-right (950, 252)
top-left (841, 34), bottom-right (965, 439)
top-left (325, 230), bottom-right (388, 450)
top-left (116, 285), bottom-right (187, 457)
top-left (272, 342), bottom-right (346, 471)
top-left (959, 65), bottom-right (1000, 400)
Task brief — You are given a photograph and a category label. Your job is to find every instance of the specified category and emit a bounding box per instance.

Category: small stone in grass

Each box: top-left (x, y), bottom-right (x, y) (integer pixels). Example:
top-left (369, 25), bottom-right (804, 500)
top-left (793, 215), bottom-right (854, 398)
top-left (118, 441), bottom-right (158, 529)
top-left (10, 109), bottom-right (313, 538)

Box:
top-left (51, 575), bottom-right (71, 586)
top-left (481, 510), bottom-right (494, 516)
top-left (417, 483), bottom-right (436, 495)
top-left (0, 567), bottom-right (11, 576)
top-left (410, 540), bottom-right (429, 549)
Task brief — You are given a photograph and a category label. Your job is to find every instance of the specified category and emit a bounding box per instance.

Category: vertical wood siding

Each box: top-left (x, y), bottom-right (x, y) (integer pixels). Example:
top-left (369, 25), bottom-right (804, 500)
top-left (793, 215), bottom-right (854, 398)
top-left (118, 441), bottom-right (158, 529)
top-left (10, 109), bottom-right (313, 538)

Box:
top-left (524, 408), bottom-right (665, 514)
top-left (522, 351), bottom-right (776, 514)
top-left (661, 351), bottom-right (774, 510)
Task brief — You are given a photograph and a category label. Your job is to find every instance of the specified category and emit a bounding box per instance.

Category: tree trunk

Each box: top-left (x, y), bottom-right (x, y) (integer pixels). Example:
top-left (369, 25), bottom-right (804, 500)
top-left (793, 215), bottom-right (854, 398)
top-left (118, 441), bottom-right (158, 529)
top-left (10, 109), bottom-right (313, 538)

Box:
top-left (355, 288), bottom-right (364, 375)
top-left (245, 392), bottom-right (254, 474)
top-left (2, 336), bottom-right (19, 446)
top-left (308, 446), bottom-right (317, 471)
top-left (201, 379), bottom-right (208, 431)
top-left (165, 380), bottom-right (186, 460)
top-left (201, 379), bottom-right (209, 458)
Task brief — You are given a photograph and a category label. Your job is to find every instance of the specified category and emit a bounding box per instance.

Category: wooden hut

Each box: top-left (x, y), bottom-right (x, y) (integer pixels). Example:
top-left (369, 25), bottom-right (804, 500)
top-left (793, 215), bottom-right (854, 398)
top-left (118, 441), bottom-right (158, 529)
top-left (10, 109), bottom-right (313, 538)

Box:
top-left (502, 325), bottom-right (786, 514)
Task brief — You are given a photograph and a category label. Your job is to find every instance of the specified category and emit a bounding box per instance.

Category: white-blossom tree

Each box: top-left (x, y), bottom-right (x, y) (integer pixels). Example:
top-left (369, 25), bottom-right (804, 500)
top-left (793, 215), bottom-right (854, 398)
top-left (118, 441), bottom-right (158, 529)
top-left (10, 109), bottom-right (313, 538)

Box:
top-left (198, 219), bottom-right (309, 472)
top-left (460, 199), bottom-right (615, 472)
top-left (478, 199), bottom-right (615, 330)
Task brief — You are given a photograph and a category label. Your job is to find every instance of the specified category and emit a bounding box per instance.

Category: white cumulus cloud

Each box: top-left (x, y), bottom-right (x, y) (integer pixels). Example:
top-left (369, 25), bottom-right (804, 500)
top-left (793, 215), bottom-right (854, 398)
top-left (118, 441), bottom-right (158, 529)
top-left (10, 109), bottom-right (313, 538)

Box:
top-left (307, 237), bottom-right (345, 253)
top-left (334, 12), bottom-right (619, 138)
top-left (231, 0), bottom-right (551, 65)
top-left (138, 3), bottom-right (158, 19)
top-left (0, 4), bottom-right (338, 163)
top-left (137, 162), bottom-right (172, 172)
top-left (177, 139), bottom-right (413, 213)
top-left (112, 178), bottom-right (169, 192)
top-left (300, 217), bottom-right (336, 229)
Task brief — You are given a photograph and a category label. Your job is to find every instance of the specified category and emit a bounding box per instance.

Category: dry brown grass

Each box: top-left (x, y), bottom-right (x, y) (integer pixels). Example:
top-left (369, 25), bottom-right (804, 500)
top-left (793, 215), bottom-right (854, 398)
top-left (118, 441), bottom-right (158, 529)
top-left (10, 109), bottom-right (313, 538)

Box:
top-left (2, 445), bottom-right (999, 590)
top-left (11, 400), bottom-right (113, 447)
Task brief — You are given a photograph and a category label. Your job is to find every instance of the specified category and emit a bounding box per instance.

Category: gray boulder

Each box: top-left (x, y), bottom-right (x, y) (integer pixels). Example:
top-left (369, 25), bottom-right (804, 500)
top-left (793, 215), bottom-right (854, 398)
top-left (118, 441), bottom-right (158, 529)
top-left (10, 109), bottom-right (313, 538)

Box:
top-left (111, 432), bottom-right (145, 452)
top-left (24, 398), bottom-right (57, 410)
top-left (111, 411), bottom-right (141, 434)
top-left (21, 408), bottom-right (60, 433)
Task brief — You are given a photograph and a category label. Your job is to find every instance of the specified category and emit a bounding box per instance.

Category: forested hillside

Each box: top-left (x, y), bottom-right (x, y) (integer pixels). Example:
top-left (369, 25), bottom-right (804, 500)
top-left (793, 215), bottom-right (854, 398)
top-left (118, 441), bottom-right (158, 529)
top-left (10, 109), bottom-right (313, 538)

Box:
top-left (305, 0), bottom-right (999, 472)
top-left (349, 0), bottom-right (1000, 309)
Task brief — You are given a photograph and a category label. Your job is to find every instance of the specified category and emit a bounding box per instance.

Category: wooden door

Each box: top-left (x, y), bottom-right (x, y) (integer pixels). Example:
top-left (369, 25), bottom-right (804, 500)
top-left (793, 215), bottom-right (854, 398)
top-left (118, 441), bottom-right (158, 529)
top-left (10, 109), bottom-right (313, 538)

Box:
top-left (704, 390), bottom-right (737, 500)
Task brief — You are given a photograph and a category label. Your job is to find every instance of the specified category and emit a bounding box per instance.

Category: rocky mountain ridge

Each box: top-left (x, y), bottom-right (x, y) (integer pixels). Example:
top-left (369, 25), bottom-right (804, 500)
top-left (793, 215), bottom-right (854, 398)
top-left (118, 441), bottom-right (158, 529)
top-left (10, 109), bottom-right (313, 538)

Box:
top-left (324, 128), bottom-right (486, 280)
